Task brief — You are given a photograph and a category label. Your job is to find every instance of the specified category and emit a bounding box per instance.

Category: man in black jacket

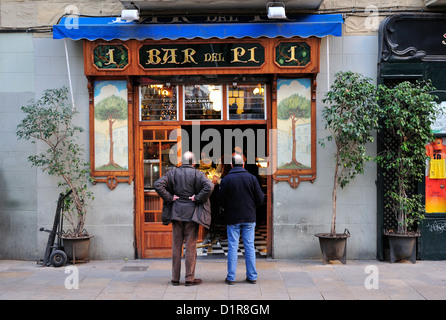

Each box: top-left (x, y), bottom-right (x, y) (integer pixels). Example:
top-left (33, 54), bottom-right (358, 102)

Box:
top-left (217, 153), bottom-right (264, 285)
top-left (154, 151), bottom-right (213, 286)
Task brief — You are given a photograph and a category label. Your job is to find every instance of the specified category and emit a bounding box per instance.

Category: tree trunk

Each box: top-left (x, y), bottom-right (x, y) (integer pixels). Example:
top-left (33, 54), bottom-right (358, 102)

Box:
top-left (291, 118), bottom-right (297, 164)
top-left (331, 150), bottom-right (340, 236)
top-left (283, 117), bottom-right (303, 168)
top-left (108, 118), bottom-right (115, 166)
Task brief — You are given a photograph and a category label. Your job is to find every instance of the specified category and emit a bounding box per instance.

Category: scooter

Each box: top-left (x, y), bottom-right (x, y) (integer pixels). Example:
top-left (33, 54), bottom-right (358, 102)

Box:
top-left (39, 189), bottom-right (72, 267)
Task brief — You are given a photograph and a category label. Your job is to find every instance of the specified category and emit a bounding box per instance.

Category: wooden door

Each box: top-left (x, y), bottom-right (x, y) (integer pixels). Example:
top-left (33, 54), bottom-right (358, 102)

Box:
top-left (136, 127), bottom-right (181, 258)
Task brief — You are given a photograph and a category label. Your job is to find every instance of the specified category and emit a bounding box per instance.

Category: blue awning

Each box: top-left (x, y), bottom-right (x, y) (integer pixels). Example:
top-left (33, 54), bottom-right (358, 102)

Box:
top-left (53, 14), bottom-right (343, 41)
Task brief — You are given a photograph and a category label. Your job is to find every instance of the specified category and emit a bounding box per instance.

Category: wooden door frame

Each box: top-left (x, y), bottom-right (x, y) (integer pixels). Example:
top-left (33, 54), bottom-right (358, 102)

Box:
top-left (133, 80), bottom-right (274, 258)
top-left (135, 125), bottom-right (182, 258)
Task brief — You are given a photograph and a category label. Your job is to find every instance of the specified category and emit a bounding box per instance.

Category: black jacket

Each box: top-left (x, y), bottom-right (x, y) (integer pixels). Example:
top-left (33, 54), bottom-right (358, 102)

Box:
top-left (217, 166), bottom-right (264, 225)
top-left (154, 164), bottom-right (214, 224)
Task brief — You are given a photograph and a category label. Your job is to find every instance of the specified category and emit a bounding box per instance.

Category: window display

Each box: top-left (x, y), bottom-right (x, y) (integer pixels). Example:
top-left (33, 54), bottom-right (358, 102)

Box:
top-left (140, 84), bottom-right (178, 121)
top-left (228, 84), bottom-right (266, 120)
top-left (184, 84), bottom-right (222, 120)
top-left (426, 138), bottom-right (446, 213)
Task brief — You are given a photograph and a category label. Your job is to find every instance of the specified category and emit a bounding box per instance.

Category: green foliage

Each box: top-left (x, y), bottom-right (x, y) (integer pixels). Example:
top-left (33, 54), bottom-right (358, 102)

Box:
top-left (277, 93), bottom-right (310, 121)
top-left (94, 95), bottom-right (127, 121)
top-left (320, 71), bottom-right (381, 235)
top-left (322, 71), bottom-right (380, 188)
top-left (377, 80), bottom-right (440, 234)
top-left (16, 87), bottom-right (94, 237)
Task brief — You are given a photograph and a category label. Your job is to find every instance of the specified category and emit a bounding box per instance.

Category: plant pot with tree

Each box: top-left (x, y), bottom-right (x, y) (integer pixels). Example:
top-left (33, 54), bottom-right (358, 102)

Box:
top-left (16, 87), bottom-right (94, 264)
top-left (377, 80), bottom-right (440, 263)
top-left (317, 71), bottom-right (381, 264)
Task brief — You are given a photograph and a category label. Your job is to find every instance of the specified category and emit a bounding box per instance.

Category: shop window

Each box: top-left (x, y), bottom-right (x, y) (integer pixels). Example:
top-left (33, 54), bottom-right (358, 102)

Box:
top-left (140, 84), bottom-right (178, 121)
top-left (184, 85), bottom-right (222, 120)
top-left (426, 101), bottom-right (446, 214)
top-left (228, 84), bottom-right (266, 120)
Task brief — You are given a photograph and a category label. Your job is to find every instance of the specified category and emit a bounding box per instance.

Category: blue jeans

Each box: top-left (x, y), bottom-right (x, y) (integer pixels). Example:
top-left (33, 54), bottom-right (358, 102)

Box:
top-left (226, 222), bottom-right (257, 282)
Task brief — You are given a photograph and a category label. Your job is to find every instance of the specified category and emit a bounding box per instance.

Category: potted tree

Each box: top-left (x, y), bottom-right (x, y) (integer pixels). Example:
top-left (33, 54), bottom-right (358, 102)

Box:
top-left (317, 71), bottom-right (380, 264)
top-left (377, 80), bottom-right (439, 263)
top-left (16, 87), bottom-right (94, 263)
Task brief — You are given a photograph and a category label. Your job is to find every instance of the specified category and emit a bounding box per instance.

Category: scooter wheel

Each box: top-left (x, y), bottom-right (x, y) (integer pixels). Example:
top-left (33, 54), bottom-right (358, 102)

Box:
top-left (50, 250), bottom-right (67, 268)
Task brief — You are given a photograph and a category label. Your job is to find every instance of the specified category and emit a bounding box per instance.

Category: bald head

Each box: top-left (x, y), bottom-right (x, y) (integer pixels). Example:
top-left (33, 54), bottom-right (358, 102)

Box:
top-left (182, 151), bottom-right (196, 165)
top-left (232, 153), bottom-right (244, 167)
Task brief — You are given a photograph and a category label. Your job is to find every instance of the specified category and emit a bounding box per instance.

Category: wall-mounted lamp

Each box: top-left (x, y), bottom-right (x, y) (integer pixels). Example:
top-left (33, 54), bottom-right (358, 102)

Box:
top-left (121, 9), bottom-right (140, 22)
top-left (267, 2), bottom-right (287, 19)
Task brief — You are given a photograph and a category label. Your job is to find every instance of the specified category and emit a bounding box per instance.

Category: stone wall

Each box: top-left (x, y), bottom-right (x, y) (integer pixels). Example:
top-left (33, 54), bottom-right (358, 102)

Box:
top-left (0, 34), bottom-right (135, 260)
top-left (0, 0), bottom-right (429, 35)
top-left (273, 34), bottom-right (379, 259)
top-left (0, 33), bottom-right (37, 259)
top-left (0, 0), bottom-right (429, 260)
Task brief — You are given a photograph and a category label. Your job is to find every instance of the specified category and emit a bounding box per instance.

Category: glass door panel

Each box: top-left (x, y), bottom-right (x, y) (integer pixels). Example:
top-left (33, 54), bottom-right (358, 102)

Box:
top-left (143, 141), bottom-right (160, 190)
top-left (138, 127), bottom-right (181, 258)
top-left (161, 141), bottom-right (177, 174)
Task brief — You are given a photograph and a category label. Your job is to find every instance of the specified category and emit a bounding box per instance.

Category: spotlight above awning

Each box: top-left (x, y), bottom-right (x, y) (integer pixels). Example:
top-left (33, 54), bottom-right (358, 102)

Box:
top-left (53, 14), bottom-right (343, 41)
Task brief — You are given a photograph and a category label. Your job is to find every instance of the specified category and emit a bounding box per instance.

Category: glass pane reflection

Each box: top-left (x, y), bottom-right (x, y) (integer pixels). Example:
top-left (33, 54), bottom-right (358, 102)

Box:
top-left (184, 85), bottom-right (222, 120)
top-left (228, 84), bottom-right (266, 120)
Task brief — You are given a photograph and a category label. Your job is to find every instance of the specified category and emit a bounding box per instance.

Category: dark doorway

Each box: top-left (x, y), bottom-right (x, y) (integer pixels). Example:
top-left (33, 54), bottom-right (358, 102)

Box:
top-left (181, 124), bottom-right (268, 258)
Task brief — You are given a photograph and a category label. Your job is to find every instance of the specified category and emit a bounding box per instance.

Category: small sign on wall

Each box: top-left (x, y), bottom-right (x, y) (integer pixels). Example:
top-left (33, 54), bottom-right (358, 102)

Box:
top-left (275, 42), bottom-right (311, 67)
top-left (93, 44), bottom-right (129, 70)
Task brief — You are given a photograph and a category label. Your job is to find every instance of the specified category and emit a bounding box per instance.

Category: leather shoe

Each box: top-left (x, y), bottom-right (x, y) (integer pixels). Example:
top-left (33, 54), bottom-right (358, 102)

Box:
top-left (185, 278), bottom-right (202, 286)
top-left (225, 278), bottom-right (235, 285)
top-left (245, 278), bottom-right (257, 284)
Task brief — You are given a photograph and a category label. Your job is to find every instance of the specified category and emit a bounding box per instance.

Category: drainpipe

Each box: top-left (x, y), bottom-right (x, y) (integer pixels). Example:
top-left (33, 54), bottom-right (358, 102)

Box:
top-left (64, 38), bottom-right (76, 111)
top-left (326, 35), bottom-right (330, 90)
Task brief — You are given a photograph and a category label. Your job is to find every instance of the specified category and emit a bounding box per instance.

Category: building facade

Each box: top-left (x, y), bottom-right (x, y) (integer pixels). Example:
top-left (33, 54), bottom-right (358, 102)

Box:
top-left (1, 0), bottom-right (445, 261)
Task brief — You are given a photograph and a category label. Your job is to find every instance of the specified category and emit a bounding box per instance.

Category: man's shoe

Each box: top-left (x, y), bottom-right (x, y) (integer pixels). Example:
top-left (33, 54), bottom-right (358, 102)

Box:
top-left (245, 278), bottom-right (257, 284)
top-left (185, 278), bottom-right (202, 286)
top-left (171, 280), bottom-right (180, 286)
top-left (225, 278), bottom-right (235, 285)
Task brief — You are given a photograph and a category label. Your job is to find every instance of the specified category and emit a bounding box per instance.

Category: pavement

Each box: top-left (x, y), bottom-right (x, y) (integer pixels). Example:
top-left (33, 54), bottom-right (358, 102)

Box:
top-left (1, 258), bottom-right (446, 301)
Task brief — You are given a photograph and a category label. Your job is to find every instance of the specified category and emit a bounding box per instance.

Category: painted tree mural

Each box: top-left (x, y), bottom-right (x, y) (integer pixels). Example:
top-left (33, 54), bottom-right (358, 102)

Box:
top-left (277, 93), bottom-right (311, 169)
top-left (94, 95), bottom-right (127, 170)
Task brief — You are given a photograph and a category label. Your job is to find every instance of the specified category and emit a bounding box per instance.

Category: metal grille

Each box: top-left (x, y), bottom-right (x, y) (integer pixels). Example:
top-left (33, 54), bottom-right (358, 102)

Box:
top-left (379, 78), bottom-right (420, 232)
top-left (380, 129), bottom-right (399, 232)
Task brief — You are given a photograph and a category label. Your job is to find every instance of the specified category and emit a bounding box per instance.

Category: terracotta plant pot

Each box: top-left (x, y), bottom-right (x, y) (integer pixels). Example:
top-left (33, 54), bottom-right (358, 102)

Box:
top-left (62, 235), bottom-right (93, 263)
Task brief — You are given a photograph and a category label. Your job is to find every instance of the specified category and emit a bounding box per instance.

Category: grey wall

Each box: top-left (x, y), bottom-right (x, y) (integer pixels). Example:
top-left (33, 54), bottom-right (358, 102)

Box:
top-left (272, 35), bottom-right (379, 259)
top-left (0, 35), bottom-right (135, 260)
top-left (0, 33), bottom-right (37, 259)
top-left (1, 33), bottom-right (379, 261)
